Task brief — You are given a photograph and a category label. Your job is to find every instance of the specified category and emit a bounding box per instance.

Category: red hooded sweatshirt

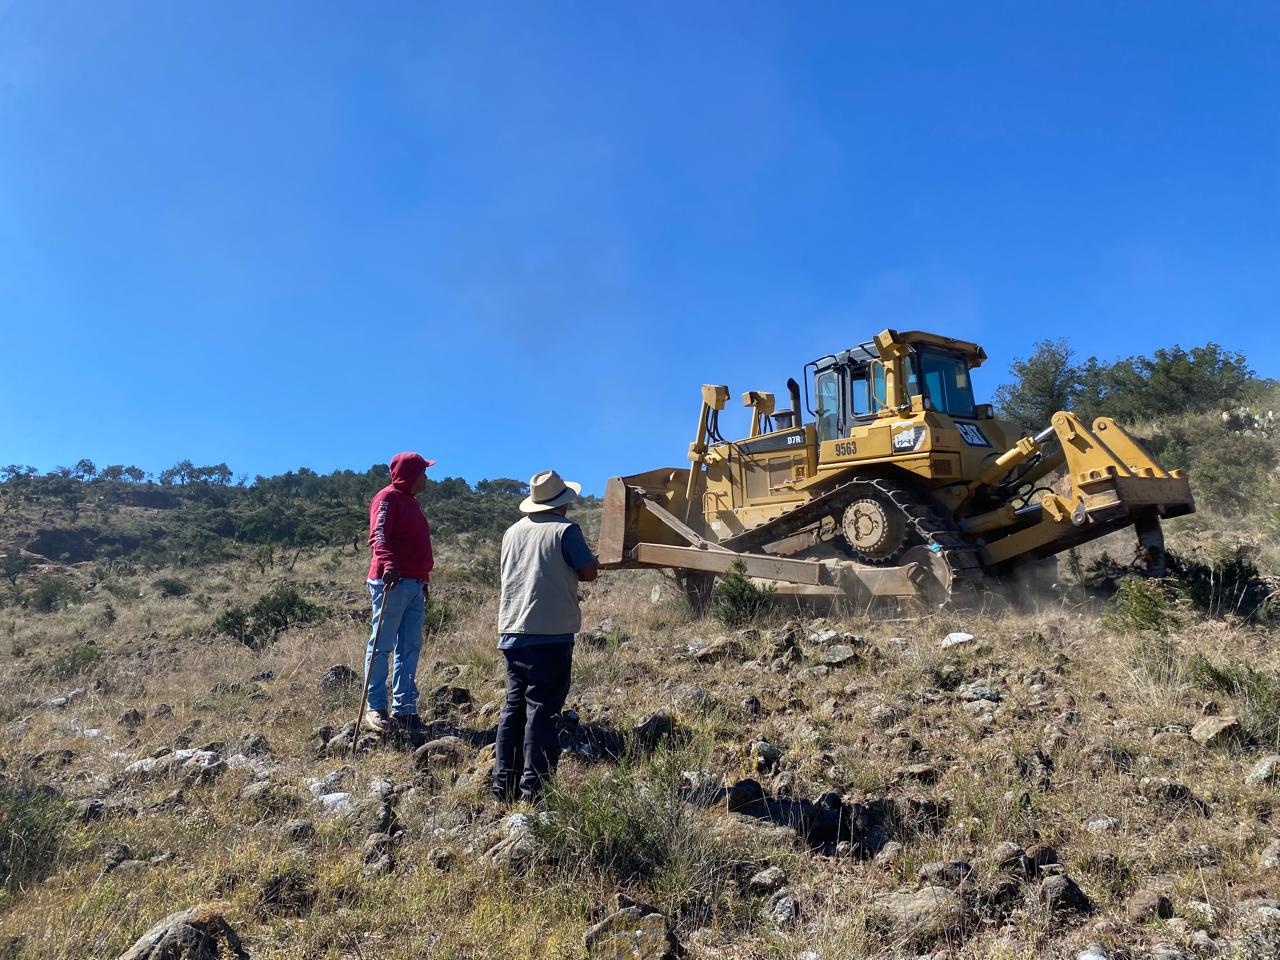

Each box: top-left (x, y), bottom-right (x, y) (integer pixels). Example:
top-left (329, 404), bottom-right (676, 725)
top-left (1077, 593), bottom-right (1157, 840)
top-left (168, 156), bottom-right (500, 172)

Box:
top-left (367, 453), bottom-right (435, 582)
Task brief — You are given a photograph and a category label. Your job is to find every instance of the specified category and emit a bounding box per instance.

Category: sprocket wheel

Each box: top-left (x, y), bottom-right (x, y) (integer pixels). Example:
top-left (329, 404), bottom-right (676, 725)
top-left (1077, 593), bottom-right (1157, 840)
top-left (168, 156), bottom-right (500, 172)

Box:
top-left (840, 493), bottom-right (910, 565)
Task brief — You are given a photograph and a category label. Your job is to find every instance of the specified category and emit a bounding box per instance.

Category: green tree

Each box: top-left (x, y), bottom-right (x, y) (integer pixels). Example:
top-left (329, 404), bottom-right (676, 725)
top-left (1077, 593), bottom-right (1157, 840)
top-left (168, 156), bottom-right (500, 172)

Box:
top-left (993, 339), bottom-right (1081, 429)
top-left (1, 553), bottom-right (32, 586)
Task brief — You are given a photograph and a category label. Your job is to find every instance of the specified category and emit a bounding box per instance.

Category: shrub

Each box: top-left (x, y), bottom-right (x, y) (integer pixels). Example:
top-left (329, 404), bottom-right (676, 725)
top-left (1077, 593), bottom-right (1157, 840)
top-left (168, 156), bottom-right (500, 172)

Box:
top-left (424, 596), bottom-right (453, 636)
top-left (1186, 655), bottom-right (1280, 745)
top-left (152, 576), bottom-right (191, 598)
top-left (40, 643), bottom-right (102, 681)
top-left (212, 586), bottom-right (326, 649)
top-left (0, 776), bottom-right (68, 898)
top-left (534, 748), bottom-right (738, 919)
top-left (712, 560), bottom-right (774, 627)
top-left (23, 576), bottom-right (81, 614)
top-left (1102, 578), bottom-right (1175, 634)
top-left (1168, 547), bottom-right (1277, 622)
top-left (468, 547), bottom-right (501, 587)
top-left (101, 580), bottom-right (141, 601)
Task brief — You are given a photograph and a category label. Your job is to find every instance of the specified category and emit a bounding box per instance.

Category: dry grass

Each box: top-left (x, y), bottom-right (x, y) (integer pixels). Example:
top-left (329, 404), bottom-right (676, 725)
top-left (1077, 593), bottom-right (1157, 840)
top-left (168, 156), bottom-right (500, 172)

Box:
top-left (0, 515), bottom-right (1277, 958)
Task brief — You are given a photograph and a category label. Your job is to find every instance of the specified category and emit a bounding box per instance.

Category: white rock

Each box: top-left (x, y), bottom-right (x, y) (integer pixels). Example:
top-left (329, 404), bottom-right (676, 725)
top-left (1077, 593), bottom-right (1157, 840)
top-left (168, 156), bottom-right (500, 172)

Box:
top-left (1260, 838), bottom-right (1280, 870)
top-left (1085, 815), bottom-right (1122, 834)
top-left (1247, 755), bottom-right (1280, 787)
top-left (1185, 900), bottom-right (1216, 924)
top-left (940, 632), bottom-right (974, 649)
top-left (318, 791), bottom-right (353, 815)
top-left (1076, 946), bottom-right (1109, 960)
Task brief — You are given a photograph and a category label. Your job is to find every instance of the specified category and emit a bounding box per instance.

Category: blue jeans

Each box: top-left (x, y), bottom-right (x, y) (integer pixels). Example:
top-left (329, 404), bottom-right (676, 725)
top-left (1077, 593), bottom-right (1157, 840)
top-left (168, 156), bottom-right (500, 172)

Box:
top-left (364, 579), bottom-right (425, 716)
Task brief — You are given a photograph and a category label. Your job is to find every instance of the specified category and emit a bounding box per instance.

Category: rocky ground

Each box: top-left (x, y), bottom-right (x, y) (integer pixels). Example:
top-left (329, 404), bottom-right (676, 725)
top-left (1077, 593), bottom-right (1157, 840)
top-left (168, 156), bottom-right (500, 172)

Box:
top-left (1, 533), bottom-right (1279, 960)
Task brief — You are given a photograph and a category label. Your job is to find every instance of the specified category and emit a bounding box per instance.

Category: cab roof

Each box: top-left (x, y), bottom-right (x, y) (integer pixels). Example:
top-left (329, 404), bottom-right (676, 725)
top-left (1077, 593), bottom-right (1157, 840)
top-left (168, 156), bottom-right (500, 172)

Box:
top-left (812, 329), bottom-right (987, 371)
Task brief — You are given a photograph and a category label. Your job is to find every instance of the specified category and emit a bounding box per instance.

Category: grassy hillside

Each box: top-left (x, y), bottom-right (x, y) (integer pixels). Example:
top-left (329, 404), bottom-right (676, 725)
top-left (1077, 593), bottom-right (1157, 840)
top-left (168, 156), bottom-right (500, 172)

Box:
top-left (0, 398), bottom-right (1276, 959)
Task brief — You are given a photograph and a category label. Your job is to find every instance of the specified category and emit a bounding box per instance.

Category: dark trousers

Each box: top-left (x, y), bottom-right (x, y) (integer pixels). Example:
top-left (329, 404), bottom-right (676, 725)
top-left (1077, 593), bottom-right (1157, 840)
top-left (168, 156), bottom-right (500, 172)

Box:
top-left (492, 643), bottom-right (573, 802)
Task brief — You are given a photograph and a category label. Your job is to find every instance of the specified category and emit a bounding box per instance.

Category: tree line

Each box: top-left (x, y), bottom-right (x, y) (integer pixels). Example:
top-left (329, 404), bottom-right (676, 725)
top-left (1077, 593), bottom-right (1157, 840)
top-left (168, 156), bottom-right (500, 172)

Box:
top-left (992, 340), bottom-right (1267, 430)
top-left (0, 461), bottom-right (545, 566)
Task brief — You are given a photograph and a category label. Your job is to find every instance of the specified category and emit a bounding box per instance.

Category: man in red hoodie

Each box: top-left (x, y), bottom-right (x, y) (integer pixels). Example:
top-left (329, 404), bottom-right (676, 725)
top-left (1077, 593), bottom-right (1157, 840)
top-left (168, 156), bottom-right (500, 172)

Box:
top-left (365, 452), bottom-right (435, 735)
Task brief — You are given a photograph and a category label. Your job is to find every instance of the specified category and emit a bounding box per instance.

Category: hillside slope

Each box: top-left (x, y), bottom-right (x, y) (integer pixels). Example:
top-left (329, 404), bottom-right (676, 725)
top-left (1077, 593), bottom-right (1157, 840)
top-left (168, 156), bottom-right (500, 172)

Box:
top-left (0, 411), bottom-right (1276, 959)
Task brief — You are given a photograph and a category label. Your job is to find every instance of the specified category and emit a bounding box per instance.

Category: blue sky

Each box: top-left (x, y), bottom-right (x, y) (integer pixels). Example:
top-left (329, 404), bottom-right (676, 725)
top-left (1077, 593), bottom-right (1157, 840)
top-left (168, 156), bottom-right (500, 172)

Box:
top-left (1, 2), bottom-right (1276, 491)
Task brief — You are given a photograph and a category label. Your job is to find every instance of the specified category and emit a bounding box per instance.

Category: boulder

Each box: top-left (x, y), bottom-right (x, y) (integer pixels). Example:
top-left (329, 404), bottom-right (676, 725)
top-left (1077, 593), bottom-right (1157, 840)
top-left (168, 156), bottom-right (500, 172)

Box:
top-left (1127, 889), bottom-right (1174, 923)
top-left (691, 637), bottom-right (745, 664)
top-left (1259, 838), bottom-right (1280, 870)
top-left (579, 621), bottom-right (610, 646)
top-left (1247, 755), bottom-right (1280, 787)
top-left (896, 763), bottom-right (942, 785)
top-left (634, 713), bottom-right (676, 750)
top-left (362, 833), bottom-right (395, 875)
top-left (1190, 715), bottom-right (1241, 747)
top-left (747, 865), bottom-right (786, 894)
top-left (871, 886), bottom-right (966, 945)
top-left (235, 732), bottom-right (270, 757)
top-left (821, 645), bottom-right (860, 667)
top-left (430, 685), bottom-right (472, 710)
top-left (763, 887), bottom-right (799, 928)
top-left (71, 797), bottom-right (135, 823)
top-left (1038, 874), bottom-right (1093, 914)
top-left (116, 904), bottom-right (247, 960)
top-left (917, 860), bottom-right (973, 888)
top-left (1138, 777), bottom-right (1210, 815)
top-left (319, 665), bottom-right (358, 691)
top-left (344, 798), bottom-right (393, 836)
top-left (481, 813), bottom-right (536, 872)
top-left (280, 819), bottom-right (315, 842)
top-left (584, 906), bottom-right (679, 960)
top-left (748, 740), bottom-right (782, 773)
top-left (412, 736), bottom-right (467, 770)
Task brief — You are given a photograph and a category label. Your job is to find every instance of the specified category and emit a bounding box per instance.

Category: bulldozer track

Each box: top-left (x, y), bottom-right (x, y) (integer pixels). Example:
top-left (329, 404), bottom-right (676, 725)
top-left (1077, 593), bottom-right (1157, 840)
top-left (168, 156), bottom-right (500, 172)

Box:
top-left (718, 476), bottom-right (984, 586)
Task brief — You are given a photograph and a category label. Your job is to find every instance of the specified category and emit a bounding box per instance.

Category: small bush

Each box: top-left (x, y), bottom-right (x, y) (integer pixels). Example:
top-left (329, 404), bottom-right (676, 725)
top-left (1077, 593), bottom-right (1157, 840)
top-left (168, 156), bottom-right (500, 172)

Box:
top-left (23, 576), bottom-right (81, 614)
top-left (534, 749), bottom-right (737, 919)
top-left (212, 586), bottom-right (326, 649)
top-left (424, 596), bottom-right (453, 636)
top-left (1102, 578), bottom-right (1175, 634)
top-left (1186, 654), bottom-right (1280, 745)
top-left (0, 776), bottom-right (68, 898)
top-left (1169, 547), bottom-right (1277, 622)
top-left (152, 576), bottom-right (191, 598)
top-left (101, 580), bottom-right (140, 601)
top-left (44, 643), bottom-right (102, 681)
top-left (468, 548), bottom-right (501, 587)
top-left (712, 560), bottom-right (774, 627)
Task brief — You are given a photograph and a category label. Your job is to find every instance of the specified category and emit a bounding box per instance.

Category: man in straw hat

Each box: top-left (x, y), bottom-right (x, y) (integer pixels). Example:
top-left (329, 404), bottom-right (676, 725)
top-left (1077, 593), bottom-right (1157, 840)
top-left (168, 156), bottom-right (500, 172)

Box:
top-left (493, 469), bottom-right (597, 804)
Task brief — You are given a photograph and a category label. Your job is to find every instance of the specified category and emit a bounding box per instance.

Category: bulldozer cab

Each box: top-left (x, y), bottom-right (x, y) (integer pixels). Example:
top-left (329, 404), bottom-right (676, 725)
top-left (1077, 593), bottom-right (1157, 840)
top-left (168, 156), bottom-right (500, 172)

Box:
top-left (810, 335), bottom-right (983, 442)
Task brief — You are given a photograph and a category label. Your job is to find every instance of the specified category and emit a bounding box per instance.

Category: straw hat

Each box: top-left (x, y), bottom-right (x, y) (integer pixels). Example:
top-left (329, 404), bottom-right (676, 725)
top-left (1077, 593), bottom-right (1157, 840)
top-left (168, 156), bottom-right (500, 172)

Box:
top-left (519, 469), bottom-right (582, 513)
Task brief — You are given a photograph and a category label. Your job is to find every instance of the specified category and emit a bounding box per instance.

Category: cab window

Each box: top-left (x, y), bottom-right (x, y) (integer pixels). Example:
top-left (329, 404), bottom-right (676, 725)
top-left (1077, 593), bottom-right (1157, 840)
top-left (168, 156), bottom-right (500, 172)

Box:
top-left (815, 370), bottom-right (841, 441)
top-left (917, 350), bottom-right (977, 417)
top-left (849, 363), bottom-right (872, 417)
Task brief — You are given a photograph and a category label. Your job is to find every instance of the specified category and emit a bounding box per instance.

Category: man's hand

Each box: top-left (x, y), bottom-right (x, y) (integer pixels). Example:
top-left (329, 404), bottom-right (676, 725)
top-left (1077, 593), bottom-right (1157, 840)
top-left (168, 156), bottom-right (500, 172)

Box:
top-left (383, 567), bottom-right (402, 590)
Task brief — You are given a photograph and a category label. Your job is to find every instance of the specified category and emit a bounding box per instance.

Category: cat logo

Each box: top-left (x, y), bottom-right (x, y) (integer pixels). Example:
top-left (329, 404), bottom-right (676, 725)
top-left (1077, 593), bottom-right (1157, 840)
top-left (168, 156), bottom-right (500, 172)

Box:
top-left (956, 422), bottom-right (992, 447)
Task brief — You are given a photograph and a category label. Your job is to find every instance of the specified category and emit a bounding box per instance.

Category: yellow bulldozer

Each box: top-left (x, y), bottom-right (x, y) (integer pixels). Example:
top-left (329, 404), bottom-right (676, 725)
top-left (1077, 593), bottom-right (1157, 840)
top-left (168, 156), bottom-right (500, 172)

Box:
top-left (599, 329), bottom-right (1195, 607)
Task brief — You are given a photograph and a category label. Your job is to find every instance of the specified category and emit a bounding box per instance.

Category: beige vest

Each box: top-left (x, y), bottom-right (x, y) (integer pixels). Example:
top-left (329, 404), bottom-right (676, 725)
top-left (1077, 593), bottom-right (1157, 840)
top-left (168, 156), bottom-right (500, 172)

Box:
top-left (498, 514), bottom-right (583, 635)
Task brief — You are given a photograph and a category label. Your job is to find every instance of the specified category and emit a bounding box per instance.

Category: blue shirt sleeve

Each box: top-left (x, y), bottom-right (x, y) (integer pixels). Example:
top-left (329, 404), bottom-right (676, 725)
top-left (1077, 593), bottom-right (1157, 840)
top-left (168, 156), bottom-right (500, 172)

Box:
top-left (560, 523), bottom-right (596, 571)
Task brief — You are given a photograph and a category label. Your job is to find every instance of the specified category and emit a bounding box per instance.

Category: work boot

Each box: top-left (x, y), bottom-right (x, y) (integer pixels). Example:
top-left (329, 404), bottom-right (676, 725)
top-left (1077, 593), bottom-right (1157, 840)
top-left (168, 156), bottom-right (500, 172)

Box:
top-left (364, 709), bottom-right (389, 734)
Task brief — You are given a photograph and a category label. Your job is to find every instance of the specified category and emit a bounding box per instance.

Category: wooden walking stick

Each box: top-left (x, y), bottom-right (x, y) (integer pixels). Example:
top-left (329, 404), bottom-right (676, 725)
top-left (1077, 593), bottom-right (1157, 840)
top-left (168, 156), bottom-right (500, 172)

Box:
top-left (351, 585), bottom-right (393, 756)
